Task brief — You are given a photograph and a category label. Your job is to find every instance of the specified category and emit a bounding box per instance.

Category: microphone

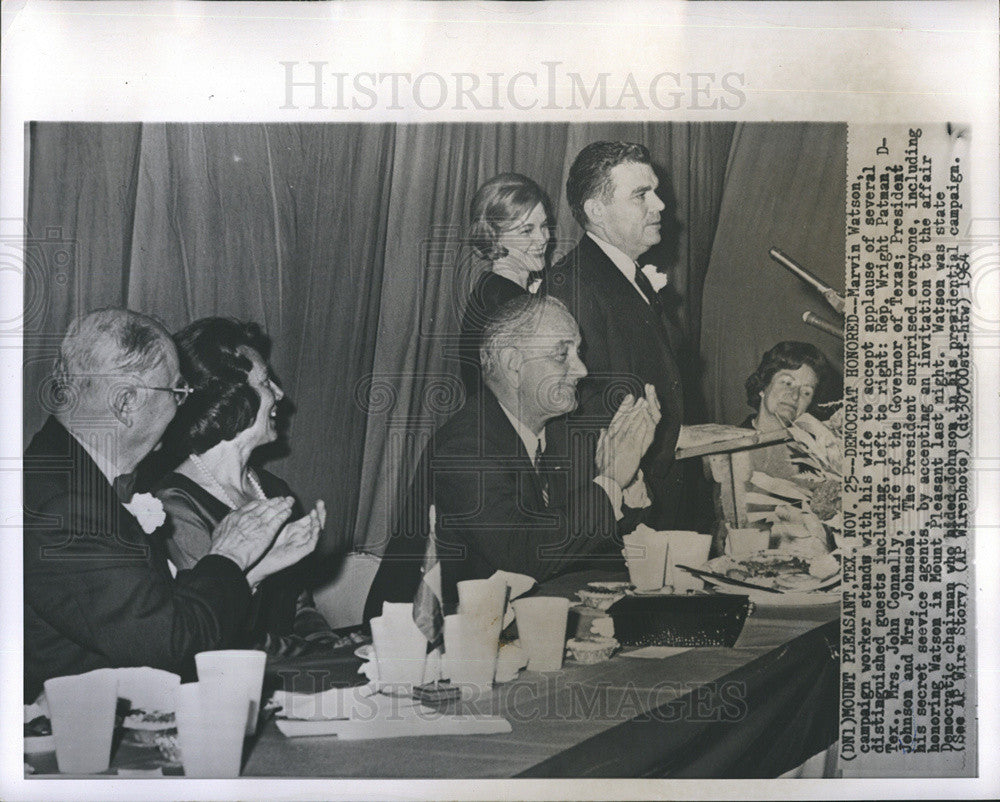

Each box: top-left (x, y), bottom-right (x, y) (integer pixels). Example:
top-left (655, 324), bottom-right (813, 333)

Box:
top-left (802, 311), bottom-right (843, 339)
top-left (769, 248), bottom-right (845, 315)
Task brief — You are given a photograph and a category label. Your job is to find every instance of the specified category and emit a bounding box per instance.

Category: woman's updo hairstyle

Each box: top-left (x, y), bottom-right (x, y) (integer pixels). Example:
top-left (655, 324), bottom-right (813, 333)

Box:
top-left (744, 340), bottom-right (834, 412)
top-left (169, 317), bottom-right (274, 456)
top-left (467, 173), bottom-right (551, 262)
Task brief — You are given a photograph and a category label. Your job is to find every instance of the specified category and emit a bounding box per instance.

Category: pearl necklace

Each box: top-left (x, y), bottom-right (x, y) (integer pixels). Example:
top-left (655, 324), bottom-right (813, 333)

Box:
top-left (190, 453), bottom-right (267, 510)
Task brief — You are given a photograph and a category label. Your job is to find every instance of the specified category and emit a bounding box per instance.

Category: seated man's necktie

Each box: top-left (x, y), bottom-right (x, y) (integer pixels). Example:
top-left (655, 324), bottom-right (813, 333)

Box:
top-left (533, 439), bottom-right (550, 507)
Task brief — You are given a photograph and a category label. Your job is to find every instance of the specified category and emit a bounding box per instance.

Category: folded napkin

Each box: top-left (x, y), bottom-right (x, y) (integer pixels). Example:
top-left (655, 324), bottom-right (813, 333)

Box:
top-left (490, 570), bottom-right (535, 628)
top-left (495, 641), bottom-right (528, 683)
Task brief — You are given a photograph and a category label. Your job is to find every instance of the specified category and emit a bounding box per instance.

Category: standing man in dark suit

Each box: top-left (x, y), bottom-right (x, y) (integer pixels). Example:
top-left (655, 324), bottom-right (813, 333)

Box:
top-left (365, 295), bottom-right (659, 614)
top-left (547, 141), bottom-right (685, 528)
top-left (23, 308), bottom-right (320, 699)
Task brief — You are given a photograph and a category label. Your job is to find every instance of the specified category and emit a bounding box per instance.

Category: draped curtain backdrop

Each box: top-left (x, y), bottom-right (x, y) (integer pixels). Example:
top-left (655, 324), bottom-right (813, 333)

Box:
top-left (700, 123), bottom-right (847, 426)
top-left (24, 122), bottom-right (840, 557)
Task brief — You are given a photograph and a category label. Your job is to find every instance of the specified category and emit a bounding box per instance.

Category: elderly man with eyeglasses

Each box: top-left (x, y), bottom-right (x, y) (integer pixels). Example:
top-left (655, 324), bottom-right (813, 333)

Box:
top-left (23, 308), bottom-right (320, 700)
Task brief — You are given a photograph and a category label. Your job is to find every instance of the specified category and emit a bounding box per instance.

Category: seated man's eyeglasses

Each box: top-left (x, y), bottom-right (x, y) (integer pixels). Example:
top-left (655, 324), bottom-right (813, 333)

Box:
top-left (139, 381), bottom-right (194, 405)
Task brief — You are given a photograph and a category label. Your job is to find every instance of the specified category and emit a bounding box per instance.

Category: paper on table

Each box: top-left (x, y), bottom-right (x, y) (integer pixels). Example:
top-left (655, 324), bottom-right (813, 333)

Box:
top-left (275, 711), bottom-right (511, 740)
top-left (674, 423), bottom-right (755, 451)
top-left (270, 684), bottom-right (430, 721)
top-left (619, 646), bottom-right (692, 659)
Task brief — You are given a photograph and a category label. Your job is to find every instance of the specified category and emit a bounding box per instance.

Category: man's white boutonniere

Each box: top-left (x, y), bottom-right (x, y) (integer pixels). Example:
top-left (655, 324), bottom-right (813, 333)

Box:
top-left (123, 493), bottom-right (166, 534)
top-left (640, 264), bottom-right (669, 294)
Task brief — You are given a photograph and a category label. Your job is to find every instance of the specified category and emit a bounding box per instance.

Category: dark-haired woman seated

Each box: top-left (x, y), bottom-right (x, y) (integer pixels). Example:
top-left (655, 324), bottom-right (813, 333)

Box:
top-left (458, 172), bottom-right (553, 394)
top-left (153, 317), bottom-right (343, 656)
top-left (741, 340), bottom-right (836, 480)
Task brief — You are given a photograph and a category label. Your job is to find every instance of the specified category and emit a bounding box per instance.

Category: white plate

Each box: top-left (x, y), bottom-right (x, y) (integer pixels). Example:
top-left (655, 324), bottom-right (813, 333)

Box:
top-left (704, 552), bottom-right (841, 594)
top-left (587, 581), bottom-right (633, 592)
top-left (625, 587), bottom-right (715, 597)
top-left (625, 586), bottom-right (675, 597)
top-left (705, 578), bottom-right (841, 606)
top-left (746, 589), bottom-right (841, 607)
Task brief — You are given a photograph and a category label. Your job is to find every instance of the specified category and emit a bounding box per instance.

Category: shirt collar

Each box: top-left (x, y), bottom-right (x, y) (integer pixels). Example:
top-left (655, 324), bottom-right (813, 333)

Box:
top-left (72, 431), bottom-right (127, 486)
top-left (586, 231), bottom-right (652, 303)
top-left (587, 231), bottom-right (638, 278)
top-left (66, 427), bottom-right (135, 500)
top-left (497, 400), bottom-right (546, 461)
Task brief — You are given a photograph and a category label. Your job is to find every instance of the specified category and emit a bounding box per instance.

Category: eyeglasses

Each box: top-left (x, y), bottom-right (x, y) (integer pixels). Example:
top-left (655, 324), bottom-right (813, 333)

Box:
top-left (139, 381), bottom-right (194, 406)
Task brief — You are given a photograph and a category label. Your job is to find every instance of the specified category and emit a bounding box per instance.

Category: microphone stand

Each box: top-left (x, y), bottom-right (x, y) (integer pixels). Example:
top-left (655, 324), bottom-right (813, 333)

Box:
top-left (769, 248), bottom-right (846, 316)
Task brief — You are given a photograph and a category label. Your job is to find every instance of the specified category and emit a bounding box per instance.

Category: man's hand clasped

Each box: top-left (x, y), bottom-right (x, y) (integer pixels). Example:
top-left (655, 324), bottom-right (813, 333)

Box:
top-left (595, 383), bottom-right (661, 489)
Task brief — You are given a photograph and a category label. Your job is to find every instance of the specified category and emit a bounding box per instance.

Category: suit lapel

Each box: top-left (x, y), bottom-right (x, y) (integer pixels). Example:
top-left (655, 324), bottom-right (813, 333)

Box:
top-left (58, 420), bottom-right (159, 565)
top-left (580, 237), bottom-right (675, 355)
top-left (481, 391), bottom-right (549, 510)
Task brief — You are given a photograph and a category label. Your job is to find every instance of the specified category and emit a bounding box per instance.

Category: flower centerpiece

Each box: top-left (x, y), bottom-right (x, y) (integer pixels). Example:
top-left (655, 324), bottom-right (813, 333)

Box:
top-left (743, 402), bottom-right (844, 554)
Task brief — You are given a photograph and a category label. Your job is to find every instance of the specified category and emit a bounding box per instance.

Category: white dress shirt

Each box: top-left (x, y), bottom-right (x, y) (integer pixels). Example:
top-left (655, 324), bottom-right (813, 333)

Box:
top-left (497, 400), bottom-right (630, 520)
top-left (586, 232), bottom-right (667, 301)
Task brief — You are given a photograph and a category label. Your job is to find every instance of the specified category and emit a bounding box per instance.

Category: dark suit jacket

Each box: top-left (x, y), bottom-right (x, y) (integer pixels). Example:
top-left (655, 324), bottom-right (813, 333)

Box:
top-left (458, 270), bottom-right (528, 396)
top-left (23, 416), bottom-right (252, 700)
top-left (364, 389), bottom-right (630, 619)
top-left (547, 234), bottom-right (685, 527)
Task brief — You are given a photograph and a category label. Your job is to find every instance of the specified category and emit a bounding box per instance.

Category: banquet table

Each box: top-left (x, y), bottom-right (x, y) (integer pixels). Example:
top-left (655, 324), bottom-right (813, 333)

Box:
top-left (26, 570), bottom-right (840, 779)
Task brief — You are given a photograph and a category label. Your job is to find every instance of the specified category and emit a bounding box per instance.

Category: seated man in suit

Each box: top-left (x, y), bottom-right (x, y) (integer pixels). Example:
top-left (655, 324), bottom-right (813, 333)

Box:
top-left (366, 295), bottom-right (658, 615)
top-left (547, 141), bottom-right (685, 528)
top-left (23, 308), bottom-right (320, 700)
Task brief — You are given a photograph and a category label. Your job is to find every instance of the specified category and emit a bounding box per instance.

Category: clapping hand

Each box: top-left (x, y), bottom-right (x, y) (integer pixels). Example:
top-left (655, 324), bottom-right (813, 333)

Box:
top-left (210, 497), bottom-right (295, 571)
top-left (595, 384), bottom-right (661, 488)
top-left (245, 500), bottom-right (325, 588)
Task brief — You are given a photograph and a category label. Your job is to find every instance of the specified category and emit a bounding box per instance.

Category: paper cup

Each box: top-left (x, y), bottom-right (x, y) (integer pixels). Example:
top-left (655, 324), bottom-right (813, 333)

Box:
top-left (174, 680), bottom-right (247, 778)
top-left (115, 666), bottom-right (181, 713)
top-left (726, 527), bottom-right (770, 561)
top-left (44, 668), bottom-right (118, 773)
top-left (664, 531), bottom-right (713, 592)
top-left (622, 531), bottom-right (670, 590)
top-left (513, 597), bottom-right (570, 672)
top-left (443, 613), bottom-right (500, 693)
top-left (370, 616), bottom-right (427, 691)
top-left (455, 577), bottom-right (506, 684)
top-left (457, 577), bottom-right (508, 631)
top-left (195, 649), bottom-right (266, 736)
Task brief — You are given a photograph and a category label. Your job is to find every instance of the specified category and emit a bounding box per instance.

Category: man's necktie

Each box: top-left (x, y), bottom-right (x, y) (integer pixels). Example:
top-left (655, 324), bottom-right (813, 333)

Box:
top-left (113, 472), bottom-right (137, 503)
top-left (633, 262), bottom-right (664, 311)
top-left (533, 439), bottom-right (550, 507)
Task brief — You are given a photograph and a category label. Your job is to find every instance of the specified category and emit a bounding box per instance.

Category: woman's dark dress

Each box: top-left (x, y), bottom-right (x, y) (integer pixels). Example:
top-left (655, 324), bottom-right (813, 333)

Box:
top-left (154, 469), bottom-right (316, 649)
